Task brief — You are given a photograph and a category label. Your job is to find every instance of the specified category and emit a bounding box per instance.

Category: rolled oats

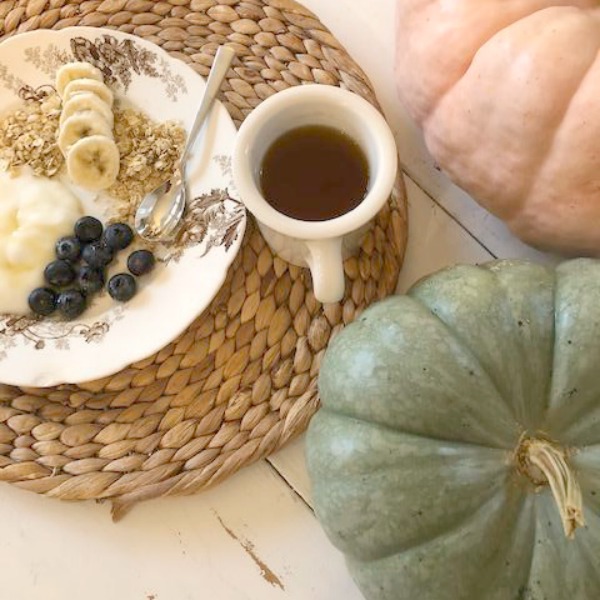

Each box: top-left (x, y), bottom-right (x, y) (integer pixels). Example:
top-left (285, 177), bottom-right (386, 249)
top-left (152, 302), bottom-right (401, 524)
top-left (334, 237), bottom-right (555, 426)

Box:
top-left (0, 94), bottom-right (185, 224)
top-left (109, 108), bottom-right (185, 222)
top-left (0, 93), bottom-right (62, 177)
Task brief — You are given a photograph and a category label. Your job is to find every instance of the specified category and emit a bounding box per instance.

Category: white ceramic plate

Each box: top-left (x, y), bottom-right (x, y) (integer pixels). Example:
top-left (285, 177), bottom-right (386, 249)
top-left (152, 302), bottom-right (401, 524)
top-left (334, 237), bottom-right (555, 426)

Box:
top-left (0, 27), bottom-right (246, 387)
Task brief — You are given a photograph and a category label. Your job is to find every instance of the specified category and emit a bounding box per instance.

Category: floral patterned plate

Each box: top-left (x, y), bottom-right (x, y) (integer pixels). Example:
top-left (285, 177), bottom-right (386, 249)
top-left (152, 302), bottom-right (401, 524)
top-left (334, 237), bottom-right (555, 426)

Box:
top-left (0, 27), bottom-right (246, 387)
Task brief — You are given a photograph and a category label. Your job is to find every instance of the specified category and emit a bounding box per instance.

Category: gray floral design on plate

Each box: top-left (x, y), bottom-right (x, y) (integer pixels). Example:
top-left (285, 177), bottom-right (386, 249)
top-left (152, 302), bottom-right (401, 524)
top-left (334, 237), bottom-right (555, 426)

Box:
top-left (214, 154), bottom-right (234, 184)
top-left (18, 34), bottom-right (187, 101)
top-left (24, 44), bottom-right (70, 78)
top-left (71, 34), bottom-right (187, 99)
top-left (18, 83), bottom-right (56, 102)
top-left (0, 307), bottom-right (126, 360)
top-left (0, 63), bottom-right (27, 96)
top-left (163, 189), bottom-right (245, 263)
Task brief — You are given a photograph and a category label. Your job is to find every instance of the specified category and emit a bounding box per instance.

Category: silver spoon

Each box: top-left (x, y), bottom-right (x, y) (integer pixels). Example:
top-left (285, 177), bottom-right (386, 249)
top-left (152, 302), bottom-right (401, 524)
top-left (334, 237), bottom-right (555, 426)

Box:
top-left (134, 45), bottom-right (236, 241)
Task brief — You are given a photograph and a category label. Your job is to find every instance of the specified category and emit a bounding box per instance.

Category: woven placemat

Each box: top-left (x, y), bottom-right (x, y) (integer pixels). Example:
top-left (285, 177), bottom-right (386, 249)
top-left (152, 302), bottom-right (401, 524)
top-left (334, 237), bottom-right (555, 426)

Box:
top-left (0, 0), bottom-right (407, 519)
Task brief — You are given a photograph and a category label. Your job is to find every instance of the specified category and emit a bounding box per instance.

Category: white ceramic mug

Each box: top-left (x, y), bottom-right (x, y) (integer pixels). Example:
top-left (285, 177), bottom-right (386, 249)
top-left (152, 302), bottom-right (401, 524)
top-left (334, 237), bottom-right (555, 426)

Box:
top-left (232, 85), bottom-right (398, 303)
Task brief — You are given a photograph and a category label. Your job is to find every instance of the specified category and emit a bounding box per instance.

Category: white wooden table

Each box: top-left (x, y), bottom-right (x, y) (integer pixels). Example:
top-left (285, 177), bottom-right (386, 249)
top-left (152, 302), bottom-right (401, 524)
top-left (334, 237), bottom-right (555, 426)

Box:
top-left (0, 2), bottom-right (557, 598)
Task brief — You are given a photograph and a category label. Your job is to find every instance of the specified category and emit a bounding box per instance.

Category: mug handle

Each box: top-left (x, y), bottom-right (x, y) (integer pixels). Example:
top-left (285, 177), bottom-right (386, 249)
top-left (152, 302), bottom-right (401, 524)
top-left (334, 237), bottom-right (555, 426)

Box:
top-left (305, 238), bottom-right (345, 303)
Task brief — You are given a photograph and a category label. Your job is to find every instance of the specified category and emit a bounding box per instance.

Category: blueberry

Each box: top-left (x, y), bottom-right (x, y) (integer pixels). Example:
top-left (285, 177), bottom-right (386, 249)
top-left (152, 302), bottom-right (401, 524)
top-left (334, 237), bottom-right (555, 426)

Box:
top-left (108, 273), bottom-right (137, 302)
top-left (103, 223), bottom-right (134, 251)
top-left (28, 288), bottom-right (57, 317)
top-left (77, 265), bottom-right (105, 296)
top-left (56, 289), bottom-right (86, 320)
top-left (127, 250), bottom-right (155, 276)
top-left (82, 241), bottom-right (113, 269)
top-left (74, 216), bottom-right (103, 243)
top-left (44, 260), bottom-right (76, 287)
top-left (55, 236), bottom-right (81, 262)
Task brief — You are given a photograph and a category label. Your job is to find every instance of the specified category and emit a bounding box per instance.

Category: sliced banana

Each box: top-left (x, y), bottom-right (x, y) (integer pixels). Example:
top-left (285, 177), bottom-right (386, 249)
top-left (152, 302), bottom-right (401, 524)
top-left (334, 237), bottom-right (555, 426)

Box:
top-left (63, 78), bottom-right (114, 107)
top-left (66, 135), bottom-right (120, 191)
top-left (55, 61), bottom-right (103, 97)
top-left (60, 92), bottom-right (114, 128)
top-left (58, 111), bottom-right (113, 155)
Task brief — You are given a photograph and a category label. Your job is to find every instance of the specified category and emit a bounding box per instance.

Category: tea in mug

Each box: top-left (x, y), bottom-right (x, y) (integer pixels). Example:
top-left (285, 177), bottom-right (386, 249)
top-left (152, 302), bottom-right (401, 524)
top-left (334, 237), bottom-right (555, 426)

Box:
top-left (259, 125), bottom-right (369, 221)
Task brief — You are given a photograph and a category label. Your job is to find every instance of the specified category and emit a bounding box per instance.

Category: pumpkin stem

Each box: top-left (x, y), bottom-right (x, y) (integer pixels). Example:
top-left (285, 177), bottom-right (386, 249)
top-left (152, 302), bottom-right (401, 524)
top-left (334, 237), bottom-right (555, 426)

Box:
top-left (517, 436), bottom-right (584, 539)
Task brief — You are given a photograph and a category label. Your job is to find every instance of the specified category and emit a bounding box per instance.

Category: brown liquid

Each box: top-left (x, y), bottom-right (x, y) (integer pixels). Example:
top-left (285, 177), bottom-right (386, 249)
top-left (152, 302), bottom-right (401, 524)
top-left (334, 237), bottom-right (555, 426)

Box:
top-left (259, 125), bottom-right (369, 221)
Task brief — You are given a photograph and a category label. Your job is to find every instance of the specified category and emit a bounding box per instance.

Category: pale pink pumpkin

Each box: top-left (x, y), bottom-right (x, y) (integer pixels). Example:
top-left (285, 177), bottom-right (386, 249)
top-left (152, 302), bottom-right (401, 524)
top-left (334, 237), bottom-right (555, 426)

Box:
top-left (396, 1), bottom-right (600, 255)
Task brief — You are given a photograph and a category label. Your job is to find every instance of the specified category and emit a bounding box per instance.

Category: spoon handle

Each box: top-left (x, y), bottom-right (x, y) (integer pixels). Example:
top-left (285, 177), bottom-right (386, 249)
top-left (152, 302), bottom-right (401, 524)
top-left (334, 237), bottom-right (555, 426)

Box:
top-left (180, 45), bottom-right (236, 168)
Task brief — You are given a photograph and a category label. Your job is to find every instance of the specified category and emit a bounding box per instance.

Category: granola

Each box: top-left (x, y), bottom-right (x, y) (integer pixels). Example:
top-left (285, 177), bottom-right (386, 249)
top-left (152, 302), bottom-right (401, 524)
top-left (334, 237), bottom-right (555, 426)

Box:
top-left (0, 93), bottom-right (62, 177)
top-left (109, 108), bottom-right (186, 222)
top-left (0, 94), bottom-right (185, 224)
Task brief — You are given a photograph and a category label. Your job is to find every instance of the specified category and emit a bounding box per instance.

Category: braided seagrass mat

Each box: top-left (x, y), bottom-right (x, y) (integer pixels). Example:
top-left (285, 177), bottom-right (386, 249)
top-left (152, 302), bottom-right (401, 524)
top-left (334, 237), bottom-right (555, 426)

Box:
top-left (0, 0), bottom-right (407, 519)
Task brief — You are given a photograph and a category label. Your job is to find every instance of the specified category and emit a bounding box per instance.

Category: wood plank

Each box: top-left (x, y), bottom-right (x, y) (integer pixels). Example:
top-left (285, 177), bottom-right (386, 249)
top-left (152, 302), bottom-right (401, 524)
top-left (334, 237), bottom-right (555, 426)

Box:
top-left (0, 460), bottom-right (362, 600)
top-left (396, 178), bottom-right (493, 291)
top-left (268, 437), bottom-right (313, 507)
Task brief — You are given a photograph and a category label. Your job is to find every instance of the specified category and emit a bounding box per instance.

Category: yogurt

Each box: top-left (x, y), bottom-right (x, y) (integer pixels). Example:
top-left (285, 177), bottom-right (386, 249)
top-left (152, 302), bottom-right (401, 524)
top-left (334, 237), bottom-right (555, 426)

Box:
top-left (0, 171), bottom-right (82, 314)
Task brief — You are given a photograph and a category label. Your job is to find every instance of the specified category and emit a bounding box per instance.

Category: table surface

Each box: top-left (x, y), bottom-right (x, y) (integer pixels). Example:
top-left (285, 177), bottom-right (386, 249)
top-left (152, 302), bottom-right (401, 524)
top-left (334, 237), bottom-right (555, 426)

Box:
top-left (0, 2), bottom-right (557, 599)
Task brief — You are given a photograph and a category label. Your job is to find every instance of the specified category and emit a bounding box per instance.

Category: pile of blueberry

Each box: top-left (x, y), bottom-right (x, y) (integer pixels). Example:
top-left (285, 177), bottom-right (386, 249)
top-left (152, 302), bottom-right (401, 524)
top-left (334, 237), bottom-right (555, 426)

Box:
top-left (28, 216), bottom-right (156, 320)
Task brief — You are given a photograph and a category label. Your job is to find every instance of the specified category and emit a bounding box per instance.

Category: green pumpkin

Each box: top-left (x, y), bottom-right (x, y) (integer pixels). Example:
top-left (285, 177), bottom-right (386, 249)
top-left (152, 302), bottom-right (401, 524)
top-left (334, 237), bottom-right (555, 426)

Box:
top-left (306, 259), bottom-right (600, 600)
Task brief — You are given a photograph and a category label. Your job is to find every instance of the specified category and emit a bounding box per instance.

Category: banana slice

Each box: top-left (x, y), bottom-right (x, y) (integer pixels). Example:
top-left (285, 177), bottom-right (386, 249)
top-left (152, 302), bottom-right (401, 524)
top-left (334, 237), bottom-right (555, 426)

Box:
top-left (66, 135), bottom-right (120, 191)
top-left (60, 92), bottom-right (114, 128)
top-left (56, 62), bottom-right (103, 97)
top-left (63, 78), bottom-right (114, 107)
top-left (58, 112), bottom-right (113, 155)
